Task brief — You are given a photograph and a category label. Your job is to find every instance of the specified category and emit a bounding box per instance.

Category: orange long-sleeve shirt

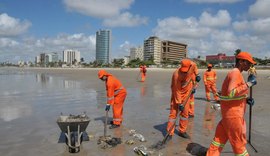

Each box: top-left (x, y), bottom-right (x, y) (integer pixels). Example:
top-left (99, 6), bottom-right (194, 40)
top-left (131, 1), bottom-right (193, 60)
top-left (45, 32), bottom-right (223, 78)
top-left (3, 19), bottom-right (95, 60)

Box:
top-left (220, 68), bottom-right (249, 118)
top-left (106, 75), bottom-right (125, 105)
top-left (171, 68), bottom-right (193, 104)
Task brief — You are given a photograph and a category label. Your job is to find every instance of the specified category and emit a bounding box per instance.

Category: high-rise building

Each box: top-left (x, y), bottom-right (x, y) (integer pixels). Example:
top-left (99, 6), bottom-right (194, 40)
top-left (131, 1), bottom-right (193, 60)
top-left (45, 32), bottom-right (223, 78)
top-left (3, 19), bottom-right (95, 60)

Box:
top-left (162, 40), bottom-right (187, 63)
top-left (63, 49), bottom-right (80, 65)
top-left (143, 36), bottom-right (162, 65)
top-left (96, 29), bottom-right (111, 64)
top-left (130, 46), bottom-right (144, 61)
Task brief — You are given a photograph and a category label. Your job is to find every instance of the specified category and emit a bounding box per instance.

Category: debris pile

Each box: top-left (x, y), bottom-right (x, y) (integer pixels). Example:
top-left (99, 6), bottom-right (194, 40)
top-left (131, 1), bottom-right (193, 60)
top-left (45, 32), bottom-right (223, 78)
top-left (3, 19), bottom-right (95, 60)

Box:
top-left (134, 145), bottom-right (156, 156)
top-left (97, 136), bottom-right (122, 149)
top-left (129, 129), bottom-right (146, 142)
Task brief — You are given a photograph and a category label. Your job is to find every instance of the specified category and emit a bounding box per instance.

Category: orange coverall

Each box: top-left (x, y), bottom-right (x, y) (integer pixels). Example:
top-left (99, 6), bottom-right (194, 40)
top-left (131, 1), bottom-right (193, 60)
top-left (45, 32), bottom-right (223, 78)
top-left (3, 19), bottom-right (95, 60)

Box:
top-left (140, 65), bottom-right (147, 82)
top-left (206, 68), bottom-right (249, 156)
top-left (189, 61), bottom-right (199, 117)
top-left (203, 69), bottom-right (219, 101)
top-left (167, 68), bottom-right (195, 135)
top-left (100, 71), bottom-right (127, 125)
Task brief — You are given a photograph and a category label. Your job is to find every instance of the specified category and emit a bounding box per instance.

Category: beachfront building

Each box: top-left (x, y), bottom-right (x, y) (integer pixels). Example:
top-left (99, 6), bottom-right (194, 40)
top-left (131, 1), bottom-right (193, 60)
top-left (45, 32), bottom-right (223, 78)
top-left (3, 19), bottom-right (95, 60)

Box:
top-left (35, 55), bottom-right (41, 64)
top-left (206, 53), bottom-right (235, 67)
top-left (161, 40), bottom-right (187, 63)
top-left (144, 36), bottom-right (162, 65)
top-left (130, 46), bottom-right (144, 61)
top-left (63, 49), bottom-right (80, 65)
top-left (123, 56), bottom-right (130, 65)
top-left (96, 29), bottom-right (111, 64)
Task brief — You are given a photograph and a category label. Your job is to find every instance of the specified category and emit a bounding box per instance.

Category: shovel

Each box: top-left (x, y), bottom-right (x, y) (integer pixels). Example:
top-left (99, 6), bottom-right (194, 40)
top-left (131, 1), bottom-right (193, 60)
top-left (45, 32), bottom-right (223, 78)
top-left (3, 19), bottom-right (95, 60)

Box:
top-left (152, 80), bottom-right (197, 150)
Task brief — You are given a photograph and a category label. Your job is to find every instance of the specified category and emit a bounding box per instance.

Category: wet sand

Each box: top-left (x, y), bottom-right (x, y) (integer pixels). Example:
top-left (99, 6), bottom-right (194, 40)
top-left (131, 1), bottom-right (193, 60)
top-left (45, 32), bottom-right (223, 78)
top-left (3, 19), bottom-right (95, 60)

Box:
top-left (0, 67), bottom-right (269, 156)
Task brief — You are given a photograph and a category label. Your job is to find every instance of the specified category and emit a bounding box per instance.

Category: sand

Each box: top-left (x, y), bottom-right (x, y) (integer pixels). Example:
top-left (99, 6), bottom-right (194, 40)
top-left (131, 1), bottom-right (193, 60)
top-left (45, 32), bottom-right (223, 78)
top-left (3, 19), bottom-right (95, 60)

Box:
top-left (0, 67), bottom-right (269, 156)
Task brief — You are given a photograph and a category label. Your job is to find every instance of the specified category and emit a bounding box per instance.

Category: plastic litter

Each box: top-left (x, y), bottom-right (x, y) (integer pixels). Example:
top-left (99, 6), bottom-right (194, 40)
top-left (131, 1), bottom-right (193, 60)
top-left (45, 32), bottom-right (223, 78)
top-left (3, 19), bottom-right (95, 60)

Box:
top-left (133, 133), bottom-right (146, 142)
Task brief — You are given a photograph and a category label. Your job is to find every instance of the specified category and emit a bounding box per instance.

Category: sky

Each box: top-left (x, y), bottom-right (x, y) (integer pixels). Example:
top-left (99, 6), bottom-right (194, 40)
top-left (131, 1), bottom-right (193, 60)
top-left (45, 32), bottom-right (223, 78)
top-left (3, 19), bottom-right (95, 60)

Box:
top-left (0, 0), bottom-right (270, 63)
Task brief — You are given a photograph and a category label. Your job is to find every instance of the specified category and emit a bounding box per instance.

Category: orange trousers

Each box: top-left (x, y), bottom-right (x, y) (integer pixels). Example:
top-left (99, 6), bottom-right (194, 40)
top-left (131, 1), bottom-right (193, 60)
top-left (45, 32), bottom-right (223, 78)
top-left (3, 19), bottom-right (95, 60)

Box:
top-left (141, 72), bottom-right (146, 82)
top-left (189, 95), bottom-right (195, 116)
top-left (167, 95), bottom-right (193, 135)
top-left (205, 84), bottom-right (219, 101)
top-left (112, 90), bottom-right (127, 125)
top-left (206, 117), bottom-right (249, 156)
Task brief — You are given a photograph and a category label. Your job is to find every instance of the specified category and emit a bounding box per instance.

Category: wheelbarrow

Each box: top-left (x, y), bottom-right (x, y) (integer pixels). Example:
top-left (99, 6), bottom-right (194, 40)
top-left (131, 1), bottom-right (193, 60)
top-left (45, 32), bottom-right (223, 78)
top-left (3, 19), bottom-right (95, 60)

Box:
top-left (56, 113), bottom-right (90, 153)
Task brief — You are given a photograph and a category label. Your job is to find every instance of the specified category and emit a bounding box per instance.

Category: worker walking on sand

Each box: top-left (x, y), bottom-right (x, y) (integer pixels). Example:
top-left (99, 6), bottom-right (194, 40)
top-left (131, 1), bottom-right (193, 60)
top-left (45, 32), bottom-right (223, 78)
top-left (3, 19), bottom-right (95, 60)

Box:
top-left (205, 52), bottom-right (257, 156)
top-left (139, 64), bottom-right (147, 82)
top-left (188, 61), bottom-right (200, 118)
top-left (98, 70), bottom-right (127, 129)
top-left (203, 64), bottom-right (219, 103)
top-left (166, 59), bottom-right (201, 140)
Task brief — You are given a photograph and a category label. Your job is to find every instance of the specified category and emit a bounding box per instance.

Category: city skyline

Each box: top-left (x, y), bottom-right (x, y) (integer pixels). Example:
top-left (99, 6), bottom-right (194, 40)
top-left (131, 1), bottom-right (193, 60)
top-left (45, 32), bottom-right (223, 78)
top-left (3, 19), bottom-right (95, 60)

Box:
top-left (0, 0), bottom-right (269, 63)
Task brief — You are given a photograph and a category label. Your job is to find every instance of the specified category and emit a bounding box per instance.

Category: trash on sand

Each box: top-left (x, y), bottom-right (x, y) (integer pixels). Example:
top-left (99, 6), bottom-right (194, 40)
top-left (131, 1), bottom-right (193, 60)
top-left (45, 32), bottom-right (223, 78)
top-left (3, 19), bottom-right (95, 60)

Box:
top-left (125, 139), bottom-right (136, 145)
top-left (129, 129), bottom-right (136, 135)
top-left (211, 104), bottom-right (221, 111)
top-left (133, 145), bottom-right (155, 156)
top-left (133, 133), bottom-right (146, 142)
top-left (97, 136), bottom-right (122, 149)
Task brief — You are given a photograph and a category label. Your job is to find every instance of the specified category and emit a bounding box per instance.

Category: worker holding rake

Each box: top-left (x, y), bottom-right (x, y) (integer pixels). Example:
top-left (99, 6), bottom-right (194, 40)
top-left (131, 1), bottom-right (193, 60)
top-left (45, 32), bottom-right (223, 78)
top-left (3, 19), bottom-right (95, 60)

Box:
top-left (166, 59), bottom-right (200, 140)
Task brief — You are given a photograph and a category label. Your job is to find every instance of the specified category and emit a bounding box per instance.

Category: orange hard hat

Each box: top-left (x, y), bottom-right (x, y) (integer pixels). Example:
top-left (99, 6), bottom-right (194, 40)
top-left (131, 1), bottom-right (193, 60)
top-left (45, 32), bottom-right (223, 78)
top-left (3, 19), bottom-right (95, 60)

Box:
top-left (236, 52), bottom-right (256, 64)
top-left (180, 59), bottom-right (191, 72)
top-left (98, 70), bottom-right (111, 79)
top-left (207, 64), bottom-right (213, 68)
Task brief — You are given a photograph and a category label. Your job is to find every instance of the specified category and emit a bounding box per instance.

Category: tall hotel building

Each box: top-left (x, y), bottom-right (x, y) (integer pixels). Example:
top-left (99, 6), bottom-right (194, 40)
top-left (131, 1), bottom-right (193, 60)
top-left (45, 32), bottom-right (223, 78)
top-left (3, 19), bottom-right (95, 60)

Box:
top-left (144, 36), bottom-right (162, 65)
top-left (96, 29), bottom-right (111, 64)
top-left (63, 49), bottom-right (80, 64)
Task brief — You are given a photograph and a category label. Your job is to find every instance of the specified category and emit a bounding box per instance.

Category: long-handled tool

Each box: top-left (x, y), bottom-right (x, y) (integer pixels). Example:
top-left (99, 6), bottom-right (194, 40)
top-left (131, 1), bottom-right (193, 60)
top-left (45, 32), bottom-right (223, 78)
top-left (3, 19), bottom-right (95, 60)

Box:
top-left (247, 87), bottom-right (258, 153)
top-left (152, 80), bottom-right (196, 150)
top-left (104, 110), bottom-right (108, 137)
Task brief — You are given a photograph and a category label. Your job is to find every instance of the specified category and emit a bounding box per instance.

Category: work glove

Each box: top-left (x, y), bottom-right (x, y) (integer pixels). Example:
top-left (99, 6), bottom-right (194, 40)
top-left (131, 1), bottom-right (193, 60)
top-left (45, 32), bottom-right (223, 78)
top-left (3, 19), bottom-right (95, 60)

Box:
top-left (247, 74), bottom-right (257, 87)
top-left (246, 97), bottom-right (255, 106)
top-left (191, 88), bottom-right (196, 94)
top-left (178, 104), bottom-right (184, 111)
top-left (195, 75), bottom-right (201, 82)
top-left (105, 104), bottom-right (111, 111)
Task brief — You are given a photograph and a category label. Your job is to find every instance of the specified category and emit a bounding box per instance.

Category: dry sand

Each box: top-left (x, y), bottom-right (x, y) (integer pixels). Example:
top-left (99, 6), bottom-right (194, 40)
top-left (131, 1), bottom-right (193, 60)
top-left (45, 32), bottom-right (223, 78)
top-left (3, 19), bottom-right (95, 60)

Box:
top-left (0, 67), bottom-right (269, 156)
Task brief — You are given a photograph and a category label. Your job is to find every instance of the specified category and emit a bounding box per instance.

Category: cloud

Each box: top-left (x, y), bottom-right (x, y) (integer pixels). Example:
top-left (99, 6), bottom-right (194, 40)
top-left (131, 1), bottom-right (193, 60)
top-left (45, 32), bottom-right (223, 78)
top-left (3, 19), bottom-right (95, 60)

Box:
top-left (103, 12), bottom-right (148, 27)
top-left (0, 13), bottom-right (31, 37)
top-left (233, 18), bottom-right (270, 35)
top-left (0, 33), bottom-right (96, 63)
top-left (63, 0), bottom-right (134, 18)
top-left (199, 10), bottom-right (231, 27)
top-left (249, 0), bottom-right (270, 18)
top-left (153, 9), bottom-right (270, 58)
top-left (114, 41), bottom-right (133, 58)
top-left (153, 17), bottom-right (211, 40)
top-left (185, 0), bottom-right (243, 3)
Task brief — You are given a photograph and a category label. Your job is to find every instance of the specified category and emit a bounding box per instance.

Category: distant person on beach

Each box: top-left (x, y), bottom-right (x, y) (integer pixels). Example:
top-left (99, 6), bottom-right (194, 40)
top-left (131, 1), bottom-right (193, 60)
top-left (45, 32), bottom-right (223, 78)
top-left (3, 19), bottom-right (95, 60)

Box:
top-left (203, 64), bottom-right (219, 103)
top-left (205, 52), bottom-right (257, 156)
top-left (98, 70), bottom-right (127, 129)
top-left (139, 65), bottom-right (147, 82)
top-left (166, 59), bottom-right (200, 140)
top-left (248, 64), bottom-right (257, 76)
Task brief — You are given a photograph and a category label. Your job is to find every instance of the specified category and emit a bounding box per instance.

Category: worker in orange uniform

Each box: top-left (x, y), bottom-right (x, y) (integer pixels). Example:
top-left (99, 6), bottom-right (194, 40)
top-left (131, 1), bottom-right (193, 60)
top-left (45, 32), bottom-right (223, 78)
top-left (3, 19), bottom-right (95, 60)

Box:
top-left (205, 52), bottom-right (257, 156)
top-left (98, 70), bottom-right (127, 129)
top-left (139, 64), bottom-right (147, 82)
top-left (203, 64), bottom-right (219, 102)
top-left (188, 61), bottom-right (200, 118)
top-left (166, 59), bottom-right (201, 140)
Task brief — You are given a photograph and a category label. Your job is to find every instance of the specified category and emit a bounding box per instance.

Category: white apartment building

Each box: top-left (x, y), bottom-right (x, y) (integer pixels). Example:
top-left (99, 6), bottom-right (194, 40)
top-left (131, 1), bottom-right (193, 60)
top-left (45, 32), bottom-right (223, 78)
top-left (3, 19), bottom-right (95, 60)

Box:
top-left (130, 46), bottom-right (144, 61)
top-left (63, 49), bottom-right (80, 65)
top-left (144, 36), bottom-right (162, 65)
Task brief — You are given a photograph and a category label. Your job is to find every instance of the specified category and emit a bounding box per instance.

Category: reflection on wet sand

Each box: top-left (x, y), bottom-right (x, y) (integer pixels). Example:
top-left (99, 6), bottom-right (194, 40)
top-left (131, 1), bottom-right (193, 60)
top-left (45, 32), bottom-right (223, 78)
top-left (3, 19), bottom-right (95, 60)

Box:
top-left (202, 102), bottom-right (216, 137)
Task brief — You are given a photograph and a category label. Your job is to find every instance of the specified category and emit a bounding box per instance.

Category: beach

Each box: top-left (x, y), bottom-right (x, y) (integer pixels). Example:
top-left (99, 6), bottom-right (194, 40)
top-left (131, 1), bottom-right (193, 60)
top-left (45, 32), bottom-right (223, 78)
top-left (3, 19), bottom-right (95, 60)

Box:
top-left (0, 67), bottom-right (269, 156)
